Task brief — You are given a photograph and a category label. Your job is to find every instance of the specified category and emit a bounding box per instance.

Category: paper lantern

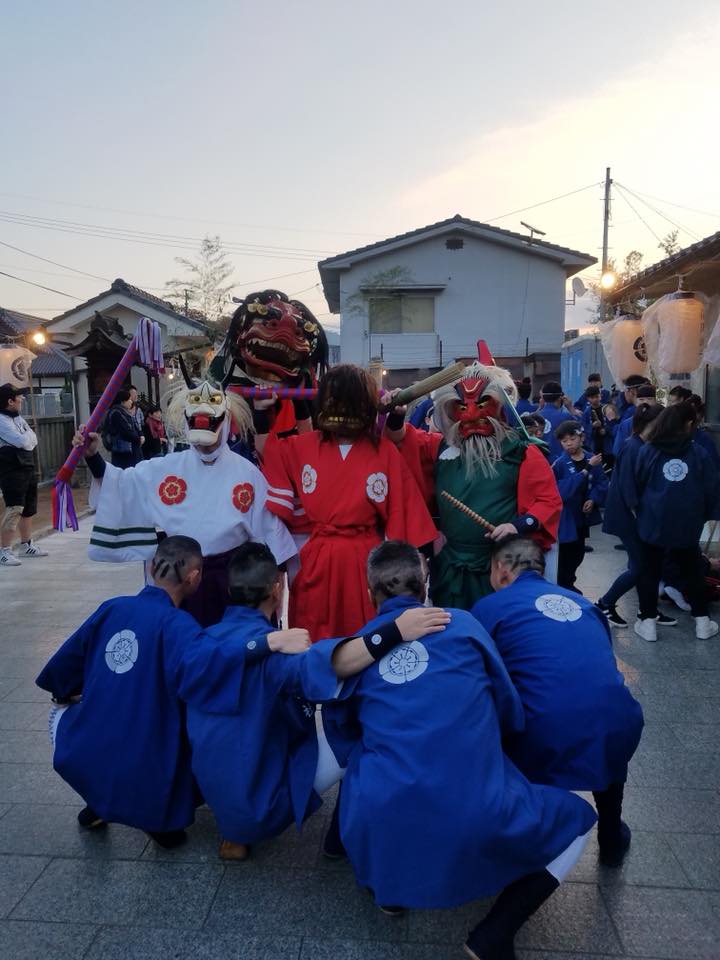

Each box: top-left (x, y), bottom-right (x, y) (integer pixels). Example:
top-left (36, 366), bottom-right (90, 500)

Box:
top-left (656, 292), bottom-right (704, 378)
top-left (604, 316), bottom-right (648, 383)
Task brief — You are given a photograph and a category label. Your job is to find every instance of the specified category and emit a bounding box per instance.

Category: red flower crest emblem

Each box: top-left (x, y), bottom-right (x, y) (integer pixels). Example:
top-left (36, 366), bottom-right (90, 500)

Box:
top-left (158, 475), bottom-right (187, 506)
top-left (232, 482), bottom-right (255, 513)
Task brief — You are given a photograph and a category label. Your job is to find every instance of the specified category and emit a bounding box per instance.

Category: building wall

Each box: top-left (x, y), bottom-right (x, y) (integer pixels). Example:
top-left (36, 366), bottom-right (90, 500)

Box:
top-left (338, 235), bottom-right (567, 369)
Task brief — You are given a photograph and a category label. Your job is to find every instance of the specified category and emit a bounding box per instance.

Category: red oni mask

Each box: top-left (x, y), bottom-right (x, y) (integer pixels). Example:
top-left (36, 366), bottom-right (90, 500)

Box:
top-left (451, 378), bottom-right (501, 437)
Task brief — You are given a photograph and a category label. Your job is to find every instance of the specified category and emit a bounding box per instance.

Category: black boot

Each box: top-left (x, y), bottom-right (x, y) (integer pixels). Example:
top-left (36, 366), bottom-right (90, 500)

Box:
top-left (593, 782), bottom-right (631, 867)
top-left (464, 869), bottom-right (559, 960)
top-left (77, 806), bottom-right (105, 829)
top-left (148, 829), bottom-right (188, 849)
top-left (322, 787), bottom-right (346, 860)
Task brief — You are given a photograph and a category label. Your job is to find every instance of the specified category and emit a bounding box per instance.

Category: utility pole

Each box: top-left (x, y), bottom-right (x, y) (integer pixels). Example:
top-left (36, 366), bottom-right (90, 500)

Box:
top-left (599, 166), bottom-right (612, 322)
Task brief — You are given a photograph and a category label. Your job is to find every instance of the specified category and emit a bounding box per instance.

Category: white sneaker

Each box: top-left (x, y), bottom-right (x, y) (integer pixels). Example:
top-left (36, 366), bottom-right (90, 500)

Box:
top-left (694, 616), bottom-right (719, 640)
top-left (663, 586), bottom-right (692, 612)
top-left (634, 617), bottom-right (658, 642)
top-left (0, 549), bottom-right (22, 567)
top-left (16, 541), bottom-right (48, 558)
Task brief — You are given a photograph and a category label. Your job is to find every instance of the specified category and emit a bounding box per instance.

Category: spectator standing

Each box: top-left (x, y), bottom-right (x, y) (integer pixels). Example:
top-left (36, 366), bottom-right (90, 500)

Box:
top-left (538, 381), bottom-right (581, 462)
top-left (143, 405), bottom-right (167, 459)
top-left (582, 385), bottom-right (615, 468)
top-left (630, 402), bottom-right (720, 642)
top-left (612, 384), bottom-right (657, 457)
top-left (575, 373), bottom-right (610, 413)
top-left (615, 374), bottom-right (650, 422)
top-left (129, 385), bottom-right (145, 433)
top-left (0, 384), bottom-right (47, 566)
top-left (552, 421), bottom-right (608, 592)
top-left (516, 378), bottom-right (537, 415)
top-left (105, 390), bottom-right (144, 469)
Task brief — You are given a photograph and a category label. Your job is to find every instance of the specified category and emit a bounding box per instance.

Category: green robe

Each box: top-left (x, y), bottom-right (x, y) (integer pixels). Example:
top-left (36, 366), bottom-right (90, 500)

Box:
top-left (430, 436), bottom-right (527, 608)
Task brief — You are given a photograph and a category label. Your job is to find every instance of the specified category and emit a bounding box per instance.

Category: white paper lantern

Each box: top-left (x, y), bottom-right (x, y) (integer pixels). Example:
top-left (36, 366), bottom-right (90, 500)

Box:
top-left (656, 292), bottom-right (704, 378)
top-left (603, 316), bottom-right (648, 383)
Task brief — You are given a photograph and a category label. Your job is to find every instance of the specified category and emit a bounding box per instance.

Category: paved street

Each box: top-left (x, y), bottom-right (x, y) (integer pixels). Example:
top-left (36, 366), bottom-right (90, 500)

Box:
top-left (0, 520), bottom-right (718, 960)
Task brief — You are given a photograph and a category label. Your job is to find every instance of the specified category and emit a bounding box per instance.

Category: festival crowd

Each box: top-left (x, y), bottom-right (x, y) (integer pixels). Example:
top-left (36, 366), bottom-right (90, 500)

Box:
top-left (21, 290), bottom-right (720, 960)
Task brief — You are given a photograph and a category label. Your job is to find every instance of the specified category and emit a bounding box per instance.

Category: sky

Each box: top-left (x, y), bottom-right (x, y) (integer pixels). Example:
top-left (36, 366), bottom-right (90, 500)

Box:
top-left (2, 0), bottom-right (719, 333)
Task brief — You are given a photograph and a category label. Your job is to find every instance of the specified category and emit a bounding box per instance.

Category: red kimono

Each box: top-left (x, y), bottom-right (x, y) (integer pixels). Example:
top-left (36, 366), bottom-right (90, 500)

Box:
top-left (262, 432), bottom-right (437, 640)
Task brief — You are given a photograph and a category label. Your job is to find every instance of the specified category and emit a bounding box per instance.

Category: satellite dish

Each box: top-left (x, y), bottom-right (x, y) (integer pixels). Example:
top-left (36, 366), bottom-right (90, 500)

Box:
top-left (572, 277), bottom-right (587, 298)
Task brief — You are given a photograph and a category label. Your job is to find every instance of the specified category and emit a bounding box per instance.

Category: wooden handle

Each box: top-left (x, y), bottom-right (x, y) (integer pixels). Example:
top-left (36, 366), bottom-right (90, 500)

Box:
top-left (440, 490), bottom-right (496, 532)
top-left (392, 362), bottom-right (466, 407)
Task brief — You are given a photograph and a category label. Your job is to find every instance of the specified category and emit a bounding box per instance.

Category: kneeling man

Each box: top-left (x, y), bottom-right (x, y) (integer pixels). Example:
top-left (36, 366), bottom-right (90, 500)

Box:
top-left (472, 536), bottom-right (644, 867)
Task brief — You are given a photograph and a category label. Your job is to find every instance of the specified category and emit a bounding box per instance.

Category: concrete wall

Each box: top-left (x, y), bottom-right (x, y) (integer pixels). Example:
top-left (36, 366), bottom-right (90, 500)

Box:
top-left (338, 235), bottom-right (567, 369)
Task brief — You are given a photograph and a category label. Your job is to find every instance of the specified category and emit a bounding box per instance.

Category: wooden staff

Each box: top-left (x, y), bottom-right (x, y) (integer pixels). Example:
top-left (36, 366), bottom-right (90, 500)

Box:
top-left (391, 362), bottom-right (466, 407)
top-left (440, 490), bottom-right (496, 533)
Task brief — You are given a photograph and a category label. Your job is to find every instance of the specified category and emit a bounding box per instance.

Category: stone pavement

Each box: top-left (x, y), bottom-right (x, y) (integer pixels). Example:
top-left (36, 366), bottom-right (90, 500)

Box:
top-left (0, 521), bottom-right (718, 960)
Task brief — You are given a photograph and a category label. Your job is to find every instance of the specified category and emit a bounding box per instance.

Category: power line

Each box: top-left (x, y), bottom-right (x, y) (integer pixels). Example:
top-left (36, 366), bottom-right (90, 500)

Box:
top-left (0, 239), bottom-right (111, 282)
top-left (616, 186), bottom-right (720, 221)
top-left (485, 182), bottom-right (601, 224)
top-left (0, 270), bottom-right (81, 299)
top-left (615, 182), bottom-right (700, 243)
top-left (614, 184), bottom-right (663, 244)
top-left (234, 268), bottom-right (318, 286)
top-left (0, 191), bottom-right (384, 240)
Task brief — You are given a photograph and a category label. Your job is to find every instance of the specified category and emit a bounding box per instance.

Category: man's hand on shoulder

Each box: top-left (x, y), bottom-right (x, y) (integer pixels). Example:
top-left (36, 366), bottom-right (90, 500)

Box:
top-left (395, 606), bottom-right (450, 641)
top-left (267, 628), bottom-right (311, 654)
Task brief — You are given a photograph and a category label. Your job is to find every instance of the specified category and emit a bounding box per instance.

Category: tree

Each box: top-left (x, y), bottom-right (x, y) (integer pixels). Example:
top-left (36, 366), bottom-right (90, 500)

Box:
top-left (658, 230), bottom-right (680, 257)
top-left (165, 236), bottom-right (236, 328)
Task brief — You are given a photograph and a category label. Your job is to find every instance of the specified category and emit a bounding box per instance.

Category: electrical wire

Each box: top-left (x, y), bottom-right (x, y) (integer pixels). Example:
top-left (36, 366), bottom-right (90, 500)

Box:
top-left (616, 186), bottom-right (720, 221)
top-left (0, 270), bottom-right (82, 299)
top-left (613, 185), bottom-right (663, 244)
top-left (615, 182), bottom-right (700, 243)
top-left (0, 239), bottom-right (111, 282)
top-left (484, 182), bottom-right (602, 224)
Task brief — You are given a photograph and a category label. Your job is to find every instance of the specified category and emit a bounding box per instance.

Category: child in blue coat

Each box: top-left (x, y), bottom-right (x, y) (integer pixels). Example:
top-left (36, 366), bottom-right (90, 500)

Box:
top-left (538, 380), bottom-right (581, 462)
top-left (552, 421), bottom-right (608, 592)
top-left (628, 402), bottom-right (720, 642)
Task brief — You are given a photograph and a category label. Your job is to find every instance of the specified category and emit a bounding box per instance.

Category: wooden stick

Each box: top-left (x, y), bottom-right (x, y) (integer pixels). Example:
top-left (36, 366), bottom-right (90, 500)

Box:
top-left (440, 490), bottom-right (496, 533)
top-left (392, 362), bottom-right (466, 407)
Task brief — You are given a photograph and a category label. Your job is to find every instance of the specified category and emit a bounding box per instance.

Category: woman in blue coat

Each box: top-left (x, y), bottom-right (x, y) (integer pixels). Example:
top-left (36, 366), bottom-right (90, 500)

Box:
top-left (629, 402), bottom-right (720, 642)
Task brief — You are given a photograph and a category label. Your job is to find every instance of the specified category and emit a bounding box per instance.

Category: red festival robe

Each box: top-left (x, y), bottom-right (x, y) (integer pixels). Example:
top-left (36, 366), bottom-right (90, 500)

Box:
top-left (262, 432), bottom-right (437, 640)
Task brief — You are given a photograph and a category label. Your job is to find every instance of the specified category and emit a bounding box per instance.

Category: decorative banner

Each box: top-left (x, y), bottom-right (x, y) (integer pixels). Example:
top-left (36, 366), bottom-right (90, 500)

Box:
top-left (53, 317), bottom-right (165, 531)
top-left (0, 345), bottom-right (36, 390)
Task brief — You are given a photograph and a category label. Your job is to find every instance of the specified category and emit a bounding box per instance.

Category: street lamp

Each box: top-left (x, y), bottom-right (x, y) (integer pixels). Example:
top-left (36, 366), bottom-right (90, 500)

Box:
top-left (600, 271), bottom-right (617, 290)
top-left (31, 330), bottom-right (47, 346)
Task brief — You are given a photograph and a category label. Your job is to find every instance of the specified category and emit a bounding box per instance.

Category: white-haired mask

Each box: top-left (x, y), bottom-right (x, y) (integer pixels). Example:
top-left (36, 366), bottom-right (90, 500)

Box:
top-left (184, 381), bottom-right (228, 446)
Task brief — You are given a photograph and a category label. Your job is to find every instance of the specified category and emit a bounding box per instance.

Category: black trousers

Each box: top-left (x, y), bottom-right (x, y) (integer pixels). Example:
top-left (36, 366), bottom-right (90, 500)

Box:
top-left (557, 539), bottom-right (585, 592)
top-left (636, 541), bottom-right (707, 619)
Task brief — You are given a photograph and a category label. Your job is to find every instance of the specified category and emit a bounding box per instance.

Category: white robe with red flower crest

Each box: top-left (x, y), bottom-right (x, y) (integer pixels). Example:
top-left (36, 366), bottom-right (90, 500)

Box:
top-left (88, 443), bottom-right (295, 564)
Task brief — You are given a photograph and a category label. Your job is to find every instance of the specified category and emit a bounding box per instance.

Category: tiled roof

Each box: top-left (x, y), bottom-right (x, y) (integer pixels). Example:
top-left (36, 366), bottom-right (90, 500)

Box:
top-left (51, 278), bottom-right (210, 332)
top-left (607, 229), bottom-right (720, 302)
top-left (0, 308), bottom-right (71, 375)
top-left (318, 214), bottom-right (596, 268)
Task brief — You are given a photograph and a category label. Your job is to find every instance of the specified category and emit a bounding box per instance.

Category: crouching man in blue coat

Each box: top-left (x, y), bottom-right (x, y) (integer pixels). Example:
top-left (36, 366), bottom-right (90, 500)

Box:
top-left (35, 535), bottom-right (308, 848)
top-left (472, 536), bottom-right (644, 868)
top-left (186, 541), bottom-right (450, 861)
top-left (322, 540), bottom-right (597, 960)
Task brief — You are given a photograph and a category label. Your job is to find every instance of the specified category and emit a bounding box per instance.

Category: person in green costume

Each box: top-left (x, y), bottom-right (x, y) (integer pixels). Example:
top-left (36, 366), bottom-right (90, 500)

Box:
top-left (387, 362), bottom-right (563, 608)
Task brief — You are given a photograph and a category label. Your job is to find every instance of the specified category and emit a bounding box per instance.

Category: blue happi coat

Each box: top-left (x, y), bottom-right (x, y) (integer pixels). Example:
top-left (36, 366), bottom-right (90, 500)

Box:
top-left (603, 435), bottom-right (643, 539)
top-left (540, 406), bottom-right (580, 462)
top-left (629, 439), bottom-right (720, 548)
top-left (322, 595), bottom-right (596, 909)
top-left (186, 605), bottom-right (343, 844)
top-left (552, 450), bottom-right (608, 543)
top-left (472, 571), bottom-right (644, 790)
top-left (35, 586), bottom-right (250, 832)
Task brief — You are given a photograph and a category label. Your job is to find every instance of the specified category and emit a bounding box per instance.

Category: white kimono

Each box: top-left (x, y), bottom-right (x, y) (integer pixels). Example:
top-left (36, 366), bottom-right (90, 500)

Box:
top-left (88, 444), bottom-right (296, 565)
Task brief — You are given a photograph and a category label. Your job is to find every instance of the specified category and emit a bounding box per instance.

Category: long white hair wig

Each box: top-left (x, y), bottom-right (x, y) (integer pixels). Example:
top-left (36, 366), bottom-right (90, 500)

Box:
top-left (161, 381), bottom-right (254, 443)
top-left (432, 362), bottom-right (518, 478)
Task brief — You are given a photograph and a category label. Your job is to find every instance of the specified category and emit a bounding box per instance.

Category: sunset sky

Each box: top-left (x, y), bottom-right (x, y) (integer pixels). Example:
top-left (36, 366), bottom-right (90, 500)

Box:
top-left (2, 0), bottom-right (719, 331)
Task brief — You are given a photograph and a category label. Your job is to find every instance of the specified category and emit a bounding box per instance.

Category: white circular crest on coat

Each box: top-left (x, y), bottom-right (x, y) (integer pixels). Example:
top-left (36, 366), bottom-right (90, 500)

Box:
top-left (543, 418), bottom-right (551, 434)
top-left (247, 640), bottom-right (257, 650)
top-left (370, 633), bottom-right (382, 645)
top-left (379, 641), bottom-right (429, 684)
top-left (105, 629), bottom-right (139, 674)
top-left (662, 458), bottom-right (688, 482)
top-left (366, 472), bottom-right (388, 503)
top-left (534, 594), bottom-right (582, 623)
top-left (301, 464), bottom-right (317, 494)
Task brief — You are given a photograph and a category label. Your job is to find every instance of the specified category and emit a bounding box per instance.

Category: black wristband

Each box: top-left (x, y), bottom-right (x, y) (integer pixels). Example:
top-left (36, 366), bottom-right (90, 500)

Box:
top-left (362, 621), bottom-right (404, 660)
top-left (85, 451), bottom-right (106, 478)
top-left (510, 513), bottom-right (539, 533)
top-left (385, 410), bottom-right (406, 431)
top-left (253, 409), bottom-right (272, 434)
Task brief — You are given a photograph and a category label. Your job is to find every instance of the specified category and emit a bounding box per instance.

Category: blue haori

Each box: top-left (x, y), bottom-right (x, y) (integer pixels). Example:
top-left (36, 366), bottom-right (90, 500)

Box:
top-left (186, 605), bottom-right (345, 845)
top-left (35, 586), bottom-right (257, 833)
top-left (472, 571), bottom-right (644, 790)
top-left (321, 595), bottom-right (597, 909)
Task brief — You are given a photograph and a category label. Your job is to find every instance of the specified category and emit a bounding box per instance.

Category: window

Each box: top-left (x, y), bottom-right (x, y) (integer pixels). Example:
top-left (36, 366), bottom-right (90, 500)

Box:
top-left (368, 296), bottom-right (434, 334)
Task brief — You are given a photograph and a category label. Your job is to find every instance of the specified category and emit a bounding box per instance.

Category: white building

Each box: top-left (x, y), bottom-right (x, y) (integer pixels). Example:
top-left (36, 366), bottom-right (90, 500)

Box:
top-left (319, 215), bottom-right (595, 385)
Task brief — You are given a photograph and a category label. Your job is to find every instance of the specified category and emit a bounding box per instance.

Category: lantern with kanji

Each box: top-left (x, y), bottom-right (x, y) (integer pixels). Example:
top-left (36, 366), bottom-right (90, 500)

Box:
top-left (655, 292), bottom-right (704, 379)
top-left (602, 316), bottom-right (648, 383)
